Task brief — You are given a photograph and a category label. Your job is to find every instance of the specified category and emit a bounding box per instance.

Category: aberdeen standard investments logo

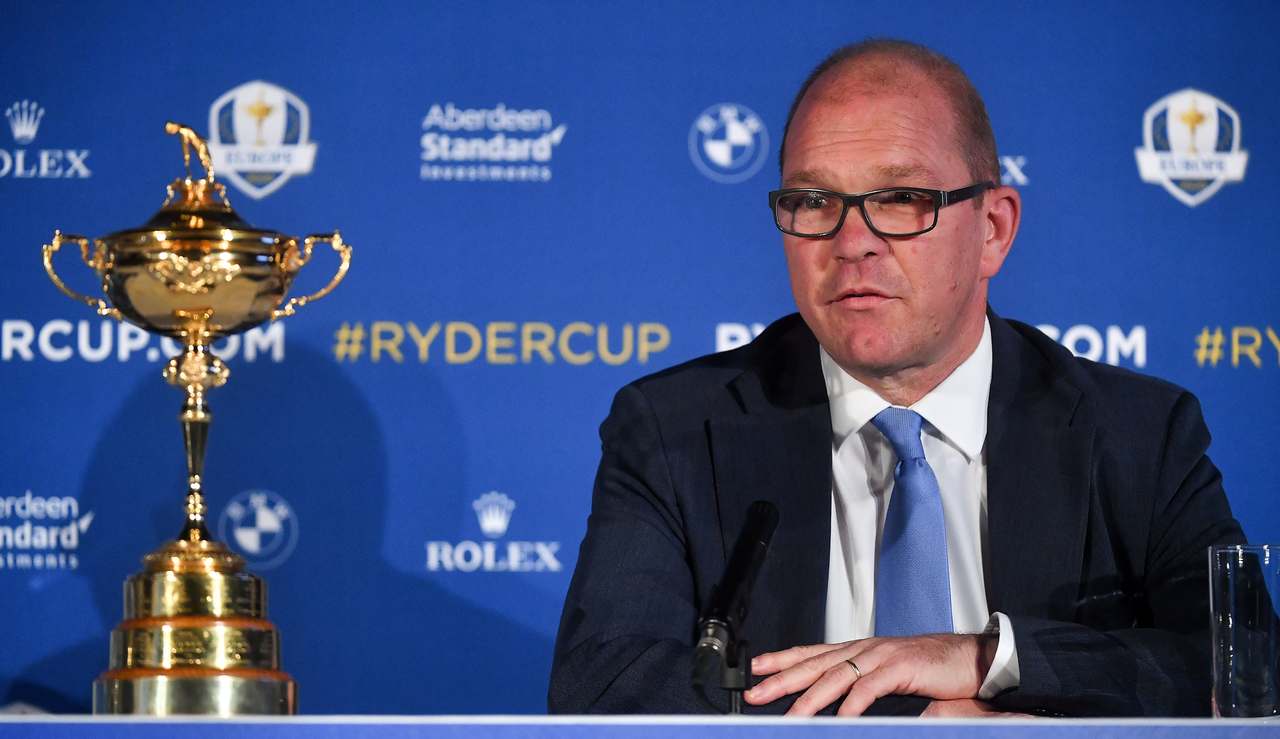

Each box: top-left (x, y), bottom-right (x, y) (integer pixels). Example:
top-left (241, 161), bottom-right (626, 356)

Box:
top-left (420, 102), bottom-right (567, 182)
top-left (1135, 89), bottom-right (1247, 207)
top-left (689, 103), bottom-right (768, 184)
top-left (218, 490), bottom-right (298, 570)
top-left (1, 491), bottom-right (93, 571)
top-left (208, 81), bottom-right (317, 200)
top-left (426, 492), bottom-right (561, 573)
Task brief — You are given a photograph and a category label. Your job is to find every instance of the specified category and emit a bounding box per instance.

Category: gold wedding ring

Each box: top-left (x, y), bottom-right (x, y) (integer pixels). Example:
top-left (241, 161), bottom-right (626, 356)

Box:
top-left (846, 659), bottom-right (862, 680)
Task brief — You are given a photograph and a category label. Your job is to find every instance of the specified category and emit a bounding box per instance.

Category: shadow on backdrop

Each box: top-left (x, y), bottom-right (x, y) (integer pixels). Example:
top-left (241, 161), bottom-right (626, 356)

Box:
top-left (6, 342), bottom-right (553, 713)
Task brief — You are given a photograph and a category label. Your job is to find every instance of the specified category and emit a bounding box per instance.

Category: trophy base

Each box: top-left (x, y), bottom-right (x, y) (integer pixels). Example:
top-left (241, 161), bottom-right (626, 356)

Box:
top-left (93, 670), bottom-right (297, 715)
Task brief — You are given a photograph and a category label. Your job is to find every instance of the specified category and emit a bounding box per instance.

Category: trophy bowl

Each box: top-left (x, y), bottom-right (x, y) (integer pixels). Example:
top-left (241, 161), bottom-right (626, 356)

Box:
top-left (45, 140), bottom-right (348, 339)
top-left (42, 122), bottom-right (351, 716)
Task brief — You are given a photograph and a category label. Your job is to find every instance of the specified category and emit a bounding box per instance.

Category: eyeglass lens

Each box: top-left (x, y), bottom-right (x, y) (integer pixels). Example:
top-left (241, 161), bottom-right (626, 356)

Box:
top-left (775, 189), bottom-right (937, 236)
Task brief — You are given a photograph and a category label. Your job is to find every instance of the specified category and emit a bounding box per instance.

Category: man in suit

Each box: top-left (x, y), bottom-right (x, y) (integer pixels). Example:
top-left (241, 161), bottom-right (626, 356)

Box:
top-left (549, 39), bottom-right (1244, 716)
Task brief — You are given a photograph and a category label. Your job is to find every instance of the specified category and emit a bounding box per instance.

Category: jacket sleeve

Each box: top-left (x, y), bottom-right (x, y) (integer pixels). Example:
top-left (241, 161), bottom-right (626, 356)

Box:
top-left (548, 383), bottom-right (710, 713)
top-left (996, 392), bottom-right (1247, 716)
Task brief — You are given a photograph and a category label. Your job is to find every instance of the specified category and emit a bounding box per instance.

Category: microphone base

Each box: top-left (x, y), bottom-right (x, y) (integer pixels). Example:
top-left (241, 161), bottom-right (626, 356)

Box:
top-left (690, 638), bottom-right (751, 715)
top-left (723, 640), bottom-right (750, 715)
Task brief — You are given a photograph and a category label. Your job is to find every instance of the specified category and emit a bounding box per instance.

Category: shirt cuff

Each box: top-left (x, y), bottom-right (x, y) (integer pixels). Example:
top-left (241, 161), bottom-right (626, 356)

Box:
top-left (977, 611), bottom-right (1020, 700)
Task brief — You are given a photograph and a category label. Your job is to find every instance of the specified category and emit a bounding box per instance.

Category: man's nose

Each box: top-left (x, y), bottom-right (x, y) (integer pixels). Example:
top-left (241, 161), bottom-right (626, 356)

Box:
top-left (830, 207), bottom-right (888, 262)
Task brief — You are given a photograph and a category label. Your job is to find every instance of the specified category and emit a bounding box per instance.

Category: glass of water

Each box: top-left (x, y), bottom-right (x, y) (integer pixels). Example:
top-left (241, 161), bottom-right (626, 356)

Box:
top-left (1211, 544), bottom-right (1280, 718)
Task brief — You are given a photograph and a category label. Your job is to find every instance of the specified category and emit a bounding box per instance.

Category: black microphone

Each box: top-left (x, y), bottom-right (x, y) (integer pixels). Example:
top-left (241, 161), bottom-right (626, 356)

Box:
top-left (690, 500), bottom-right (779, 711)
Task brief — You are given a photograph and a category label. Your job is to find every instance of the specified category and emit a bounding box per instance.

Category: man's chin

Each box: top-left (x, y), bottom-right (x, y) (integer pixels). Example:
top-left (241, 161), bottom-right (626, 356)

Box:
top-left (822, 342), bottom-right (910, 382)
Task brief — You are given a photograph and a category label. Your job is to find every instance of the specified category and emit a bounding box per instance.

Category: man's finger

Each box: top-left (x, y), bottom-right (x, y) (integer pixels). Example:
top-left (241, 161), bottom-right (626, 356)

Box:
top-left (745, 649), bottom-right (843, 704)
top-left (784, 660), bottom-right (863, 716)
top-left (747, 644), bottom-right (874, 705)
top-left (836, 663), bottom-right (910, 716)
top-left (750, 642), bottom-right (844, 676)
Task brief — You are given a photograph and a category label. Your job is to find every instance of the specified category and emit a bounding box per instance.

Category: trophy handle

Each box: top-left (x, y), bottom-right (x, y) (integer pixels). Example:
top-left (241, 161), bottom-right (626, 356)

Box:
top-left (271, 230), bottom-right (352, 320)
top-left (42, 230), bottom-right (123, 320)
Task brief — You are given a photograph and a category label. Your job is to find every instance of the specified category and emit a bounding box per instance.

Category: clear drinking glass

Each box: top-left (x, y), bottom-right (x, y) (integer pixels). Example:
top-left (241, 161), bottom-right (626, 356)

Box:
top-left (1211, 544), bottom-right (1280, 718)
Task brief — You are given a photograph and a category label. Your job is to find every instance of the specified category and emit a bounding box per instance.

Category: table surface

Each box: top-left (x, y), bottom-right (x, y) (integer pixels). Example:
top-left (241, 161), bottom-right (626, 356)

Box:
top-left (1, 715), bottom-right (1278, 738)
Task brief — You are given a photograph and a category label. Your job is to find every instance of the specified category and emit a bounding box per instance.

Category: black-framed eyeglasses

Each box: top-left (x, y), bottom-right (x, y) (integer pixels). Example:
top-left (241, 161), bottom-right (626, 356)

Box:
top-left (768, 181), bottom-right (996, 238)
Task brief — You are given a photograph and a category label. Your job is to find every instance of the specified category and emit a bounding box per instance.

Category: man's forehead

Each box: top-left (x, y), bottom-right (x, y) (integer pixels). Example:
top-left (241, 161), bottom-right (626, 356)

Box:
top-left (784, 60), bottom-right (962, 188)
top-left (786, 163), bottom-right (936, 188)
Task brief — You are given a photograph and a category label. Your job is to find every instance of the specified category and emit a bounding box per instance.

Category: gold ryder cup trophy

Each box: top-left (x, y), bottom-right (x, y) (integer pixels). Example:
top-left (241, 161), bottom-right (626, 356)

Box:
top-left (42, 123), bottom-right (352, 715)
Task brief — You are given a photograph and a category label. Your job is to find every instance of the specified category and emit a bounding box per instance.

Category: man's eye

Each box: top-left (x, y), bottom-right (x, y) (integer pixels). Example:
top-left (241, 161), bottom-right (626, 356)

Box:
top-left (885, 190), bottom-right (930, 205)
top-left (801, 194), bottom-right (828, 210)
top-left (870, 190), bottom-right (930, 207)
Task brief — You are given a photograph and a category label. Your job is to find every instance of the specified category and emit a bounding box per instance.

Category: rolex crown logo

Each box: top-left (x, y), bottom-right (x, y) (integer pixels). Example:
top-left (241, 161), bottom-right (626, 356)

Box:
top-left (6, 99), bottom-right (44, 144)
top-left (473, 492), bottom-right (516, 539)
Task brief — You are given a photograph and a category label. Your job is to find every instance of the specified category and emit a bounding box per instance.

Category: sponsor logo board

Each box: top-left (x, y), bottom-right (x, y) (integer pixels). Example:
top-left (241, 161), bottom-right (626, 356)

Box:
top-left (689, 103), bottom-right (768, 184)
top-left (1135, 89), bottom-right (1247, 207)
top-left (1195, 326), bottom-right (1280, 368)
top-left (715, 322), bottom-right (1147, 369)
top-left (1, 99), bottom-right (91, 179)
top-left (426, 492), bottom-right (561, 573)
top-left (420, 103), bottom-right (566, 182)
top-left (0, 491), bottom-right (92, 571)
top-left (332, 320), bottom-right (669, 366)
top-left (218, 490), bottom-right (299, 570)
top-left (208, 81), bottom-right (317, 200)
top-left (1, 320), bottom-right (285, 364)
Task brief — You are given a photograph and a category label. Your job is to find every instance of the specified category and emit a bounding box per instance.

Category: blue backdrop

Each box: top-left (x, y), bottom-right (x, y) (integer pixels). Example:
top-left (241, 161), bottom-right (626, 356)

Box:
top-left (1, 0), bottom-right (1277, 715)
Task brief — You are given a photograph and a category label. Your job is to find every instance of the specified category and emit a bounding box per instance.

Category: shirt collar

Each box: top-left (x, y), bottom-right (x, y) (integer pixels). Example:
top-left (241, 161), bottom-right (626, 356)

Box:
top-left (820, 317), bottom-right (992, 462)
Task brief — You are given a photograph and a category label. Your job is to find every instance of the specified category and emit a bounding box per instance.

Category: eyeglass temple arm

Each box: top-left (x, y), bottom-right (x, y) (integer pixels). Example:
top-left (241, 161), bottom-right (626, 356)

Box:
top-left (941, 181), bottom-right (996, 206)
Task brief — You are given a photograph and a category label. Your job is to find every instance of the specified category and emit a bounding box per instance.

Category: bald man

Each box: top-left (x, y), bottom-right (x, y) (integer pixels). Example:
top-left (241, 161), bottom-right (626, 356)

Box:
top-left (550, 39), bottom-right (1243, 717)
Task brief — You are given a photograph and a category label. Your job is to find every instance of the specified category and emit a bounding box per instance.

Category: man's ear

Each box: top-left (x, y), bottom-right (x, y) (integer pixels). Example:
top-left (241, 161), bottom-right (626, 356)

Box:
top-left (979, 185), bottom-right (1021, 279)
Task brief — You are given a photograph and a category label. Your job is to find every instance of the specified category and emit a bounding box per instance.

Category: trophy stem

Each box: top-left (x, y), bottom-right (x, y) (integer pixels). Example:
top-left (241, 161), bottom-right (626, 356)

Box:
top-left (162, 310), bottom-right (229, 543)
top-left (179, 389), bottom-right (212, 541)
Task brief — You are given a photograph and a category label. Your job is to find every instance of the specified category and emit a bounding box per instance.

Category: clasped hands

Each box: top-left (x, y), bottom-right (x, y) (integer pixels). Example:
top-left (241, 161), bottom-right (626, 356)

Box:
top-left (743, 633), bottom-right (1018, 717)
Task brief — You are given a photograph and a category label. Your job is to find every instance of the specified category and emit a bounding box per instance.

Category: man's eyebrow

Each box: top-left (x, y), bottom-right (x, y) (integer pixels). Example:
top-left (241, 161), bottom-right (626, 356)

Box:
top-left (875, 164), bottom-right (932, 180)
top-left (783, 169), bottom-right (828, 187)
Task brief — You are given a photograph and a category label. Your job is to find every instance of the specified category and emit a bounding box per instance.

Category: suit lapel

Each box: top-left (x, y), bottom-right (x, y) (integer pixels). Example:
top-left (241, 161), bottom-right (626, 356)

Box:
top-left (985, 313), bottom-right (1095, 620)
top-left (709, 318), bottom-right (832, 650)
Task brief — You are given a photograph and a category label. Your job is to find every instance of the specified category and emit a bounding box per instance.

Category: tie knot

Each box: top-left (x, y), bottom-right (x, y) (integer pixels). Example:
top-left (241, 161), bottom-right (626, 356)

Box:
top-left (871, 407), bottom-right (926, 462)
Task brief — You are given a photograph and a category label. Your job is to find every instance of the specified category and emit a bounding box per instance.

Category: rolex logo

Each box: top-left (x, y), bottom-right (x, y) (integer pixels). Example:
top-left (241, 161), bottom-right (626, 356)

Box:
top-left (0, 99), bottom-right (89, 179)
top-left (472, 492), bottom-right (515, 539)
top-left (6, 100), bottom-right (44, 144)
top-left (425, 491), bottom-right (561, 573)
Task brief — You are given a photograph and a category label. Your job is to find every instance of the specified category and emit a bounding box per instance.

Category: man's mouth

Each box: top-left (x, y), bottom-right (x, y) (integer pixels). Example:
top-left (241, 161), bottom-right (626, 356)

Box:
top-left (831, 289), bottom-right (893, 308)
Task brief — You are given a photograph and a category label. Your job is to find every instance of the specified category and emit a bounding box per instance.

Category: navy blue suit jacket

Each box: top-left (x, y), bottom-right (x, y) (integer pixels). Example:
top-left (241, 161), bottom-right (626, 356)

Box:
top-left (549, 311), bottom-right (1245, 716)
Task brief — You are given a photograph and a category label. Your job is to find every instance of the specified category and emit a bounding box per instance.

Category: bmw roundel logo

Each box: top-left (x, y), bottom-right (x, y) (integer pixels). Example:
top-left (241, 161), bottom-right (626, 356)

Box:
top-left (689, 103), bottom-right (770, 184)
top-left (218, 489), bottom-right (299, 570)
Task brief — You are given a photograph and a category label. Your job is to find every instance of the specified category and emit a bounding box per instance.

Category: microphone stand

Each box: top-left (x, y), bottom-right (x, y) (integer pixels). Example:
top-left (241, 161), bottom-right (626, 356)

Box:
top-left (721, 640), bottom-right (750, 714)
top-left (690, 500), bottom-right (779, 715)
top-left (691, 624), bottom-right (752, 714)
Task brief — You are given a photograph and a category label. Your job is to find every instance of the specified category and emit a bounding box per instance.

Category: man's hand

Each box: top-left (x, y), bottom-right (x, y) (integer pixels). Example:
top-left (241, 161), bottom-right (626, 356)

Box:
top-left (743, 634), bottom-right (998, 716)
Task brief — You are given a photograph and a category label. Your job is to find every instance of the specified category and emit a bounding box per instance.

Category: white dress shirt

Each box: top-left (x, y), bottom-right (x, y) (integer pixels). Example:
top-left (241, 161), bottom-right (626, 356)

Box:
top-left (820, 317), bottom-right (1018, 699)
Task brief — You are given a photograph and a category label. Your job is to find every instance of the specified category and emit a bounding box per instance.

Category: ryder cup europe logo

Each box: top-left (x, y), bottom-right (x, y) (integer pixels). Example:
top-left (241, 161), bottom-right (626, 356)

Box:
top-left (689, 103), bottom-right (769, 184)
top-left (218, 490), bottom-right (299, 570)
top-left (1134, 89), bottom-right (1248, 207)
top-left (207, 81), bottom-right (318, 200)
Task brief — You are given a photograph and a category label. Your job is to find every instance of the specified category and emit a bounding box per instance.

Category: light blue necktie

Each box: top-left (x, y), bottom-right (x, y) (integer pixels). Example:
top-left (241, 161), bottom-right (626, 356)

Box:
top-left (871, 407), bottom-right (954, 637)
